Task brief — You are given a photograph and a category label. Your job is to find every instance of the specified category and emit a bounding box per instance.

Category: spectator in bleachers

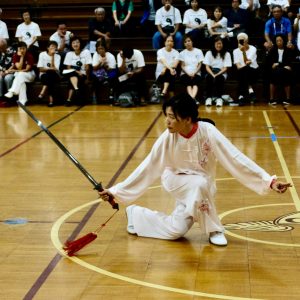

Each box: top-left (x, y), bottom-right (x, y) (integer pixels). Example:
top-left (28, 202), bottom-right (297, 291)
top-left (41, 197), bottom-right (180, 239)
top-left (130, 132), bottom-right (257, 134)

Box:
top-left (233, 33), bottom-right (259, 105)
top-left (63, 36), bottom-right (92, 106)
top-left (112, 0), bottom-right (134, 36)
top-left (207, 6), bottom-right (231, 41)
top-left (0, 39), bottom-right (14, 103)
top-left (240, 0), bottom-right (261, 18)
top-left (116, 47), bottom-right (148, 105)
top-left (50, 22), bottom-right (73, 57)
top-left (153, 0), bottom-right (183, 50)
top-left (140, 0), bottom-right (161, 36)
top-left (266, 34), bottom-right (294, 105)
top-left (4, 42), bottom-right (36, 105)
top-left (183, 0), bottom-right (208, 48)
top-left (294, 10), bottom-right (300, 52)
top-left (0, 9), bottom-right (9, 40)
top-left (92, 39), bottom-right (117, 104)
top-left (224, 0), bottom-right (249, 40)
top-left (203, 37), bottom-right (232, 107)
top-left (179, 35), bottom-right (204, 103)
top-left (15, 9), bottom-right (41, 62)
top-left (264, 5), bottom-right (293, 51)
top-left (155, 35), bottom-right (180, 98)
top-left (88, 7), bottom-right (112, 53)
top-left (37, 41), bottom-right (61, 107)
top-left (267, 0), bottom-right (290, 15)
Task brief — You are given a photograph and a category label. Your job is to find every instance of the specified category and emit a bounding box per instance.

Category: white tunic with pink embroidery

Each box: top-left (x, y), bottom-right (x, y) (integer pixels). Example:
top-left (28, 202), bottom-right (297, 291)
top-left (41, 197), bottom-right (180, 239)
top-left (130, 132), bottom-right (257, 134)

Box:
top-left (109, 121), bottom-right (276, 238)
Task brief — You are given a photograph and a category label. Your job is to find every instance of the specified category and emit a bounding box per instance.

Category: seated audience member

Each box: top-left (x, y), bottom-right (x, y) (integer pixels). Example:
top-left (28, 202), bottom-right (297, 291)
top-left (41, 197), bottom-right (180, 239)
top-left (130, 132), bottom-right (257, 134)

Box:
top-left (15, 9), bottom-right (41, 62)
top-left (239, 0), bottom-right (263, 34)
top-left (116, 47), bottom-right (148, 105)
top-left (4, 42), bottom-right (36, 105)
top-left (240, 0), bottom-right (261, 17)
top-left (207, 6), bottom-right (230, 41)
top-left (203, 37), bottom-right (232, 107)
top-left (155, 35), bottom-right (180, 98)
top-left (92, 39), bottom-right (117, 103)
top-left (140, 0), bottom-right (161, 36)
top-left (153, 0), bottom-right (183, 50)
top-left (50, 22), bottom-right (73, 57)
top-left (264, 5), bottom-right (293, 51)
top-left (224, 0), bottom-right (249, 39)
top-left (233, 33), bottom-right (259, 105)
top-left (183, 0), bottom-right (208, 48)
top-left (63, 36), bottom-right (92, 106)
top-left (88, 7), bottom-right (112, 53)
top-left (0, 8), bottom-right (9, 40)
top-left (0, 39), bottom-right (14, 102)
top-left (293, 11), bottom-right (300, 52)
top-left (266, 34), bottom-right (294, 105)
top-left (37, 41), bottom-right (61, 107)
top-left (267, 0), bottom-right (290, 14)
top-left (179, 35), bottom-right (204, 103)
top-left (112, 0), bottom-right (134, 36)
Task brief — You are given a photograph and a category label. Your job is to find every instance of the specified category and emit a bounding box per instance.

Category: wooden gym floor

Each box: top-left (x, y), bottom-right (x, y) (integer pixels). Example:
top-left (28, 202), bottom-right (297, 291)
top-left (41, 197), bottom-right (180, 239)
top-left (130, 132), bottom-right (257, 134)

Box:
top-left (0, 103), bottom-right (299, 300)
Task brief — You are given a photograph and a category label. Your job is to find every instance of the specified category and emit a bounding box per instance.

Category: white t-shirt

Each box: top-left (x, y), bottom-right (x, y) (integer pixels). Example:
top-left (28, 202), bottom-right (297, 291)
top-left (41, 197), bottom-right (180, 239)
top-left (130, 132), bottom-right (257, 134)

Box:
top-left (267, 0), bottom-right (290, 9)
top-left (207, 17), bottom-right (228, 35)
top-left (15, 21), bottom-right (41, 47)
top-left (179, 48), bottom-right (204, 75)
top-left (155, 6), bottom-right (182, 27)
top-left (49, 31), bottom-right (72, 51)
top-left (37, 51), bottom-right (61, 77)
top-left (233, 45), bottom-right (258, 69)
top-left (0, 20), bottom-right (9, 39)
top-left (92, 51), bottom-right (116, 69)
top-left (117, 49), bottom-right (145, 71)
top-left (294, 18), bottom-right (300, 51)
top-left (64, 49), bottom-right (92, 75)
top-left (203, 51), bottom-right (232, 78)
top-left (240, 0), bottom-right (261, 10)
top-left (183, 8), bottom-right (208, 34)
top-left (155, 47), bottom-right (180, 79)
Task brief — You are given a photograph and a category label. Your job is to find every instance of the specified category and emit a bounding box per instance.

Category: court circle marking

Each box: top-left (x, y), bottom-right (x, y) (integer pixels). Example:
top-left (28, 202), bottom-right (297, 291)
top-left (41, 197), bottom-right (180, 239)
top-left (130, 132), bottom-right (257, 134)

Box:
top-left (51, 176), bottom-right (298, 300)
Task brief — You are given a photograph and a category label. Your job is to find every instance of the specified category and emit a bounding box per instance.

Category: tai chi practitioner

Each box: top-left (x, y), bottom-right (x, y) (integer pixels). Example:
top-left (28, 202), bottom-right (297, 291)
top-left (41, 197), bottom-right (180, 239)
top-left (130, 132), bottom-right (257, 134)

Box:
top-left (99, 93), bottom-right (291, 246)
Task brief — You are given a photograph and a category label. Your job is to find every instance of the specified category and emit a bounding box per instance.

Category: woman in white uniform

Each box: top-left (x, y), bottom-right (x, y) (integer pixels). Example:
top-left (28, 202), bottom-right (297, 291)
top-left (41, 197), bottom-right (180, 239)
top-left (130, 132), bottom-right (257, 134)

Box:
top-left (99, 93), bottom-right (291, 246)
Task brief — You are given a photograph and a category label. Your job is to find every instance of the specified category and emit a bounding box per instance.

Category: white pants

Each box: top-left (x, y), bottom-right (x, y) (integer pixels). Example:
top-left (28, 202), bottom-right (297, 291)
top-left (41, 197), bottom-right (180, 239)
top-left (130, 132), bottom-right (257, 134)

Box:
top-left (9, 71), bottom-right (35, 104)
top-left (131, 169), bottom-right (224, 240)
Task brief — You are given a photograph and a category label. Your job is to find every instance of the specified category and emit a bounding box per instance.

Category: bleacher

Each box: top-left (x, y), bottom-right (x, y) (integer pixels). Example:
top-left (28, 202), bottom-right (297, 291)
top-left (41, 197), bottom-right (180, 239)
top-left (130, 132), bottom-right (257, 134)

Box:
top-left (1, 0), bottom-right (300, 104)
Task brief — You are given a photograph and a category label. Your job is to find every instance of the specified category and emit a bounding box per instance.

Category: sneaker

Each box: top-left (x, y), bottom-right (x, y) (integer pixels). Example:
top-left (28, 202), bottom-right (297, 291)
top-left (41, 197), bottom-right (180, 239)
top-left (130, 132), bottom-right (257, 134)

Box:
top-left (65, 99), bottom-right (72, 107)
top-left (215, 98), bottom-right (223, 107)
top-left (209, 232), bottom-right (227, 246)
top-left (126, 205), bottom-right (136, 235)
top-left (248, 92), bottom-right (256, 103)
top-left (4, 91), bottom-right (14, 98)
top-left (269, 100), bottom-right (277, 106)
top-left (238, 95), bottom-right (245, 106)
top-left (282, 100), bottom-right (290, 106)
top-left (205, 97), bottom-right (212, 106)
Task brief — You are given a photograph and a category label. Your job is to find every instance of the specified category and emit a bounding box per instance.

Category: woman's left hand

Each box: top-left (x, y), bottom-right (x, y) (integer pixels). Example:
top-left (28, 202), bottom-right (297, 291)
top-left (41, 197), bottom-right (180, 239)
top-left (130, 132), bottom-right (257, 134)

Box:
top-left (271, 180), bottom-right (292, 193)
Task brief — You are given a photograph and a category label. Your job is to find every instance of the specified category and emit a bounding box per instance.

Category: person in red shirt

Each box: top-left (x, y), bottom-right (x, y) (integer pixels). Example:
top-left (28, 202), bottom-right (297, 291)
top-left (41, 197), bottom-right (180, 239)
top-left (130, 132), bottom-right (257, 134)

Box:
top-left (4, 41), bottom-right (35, 105)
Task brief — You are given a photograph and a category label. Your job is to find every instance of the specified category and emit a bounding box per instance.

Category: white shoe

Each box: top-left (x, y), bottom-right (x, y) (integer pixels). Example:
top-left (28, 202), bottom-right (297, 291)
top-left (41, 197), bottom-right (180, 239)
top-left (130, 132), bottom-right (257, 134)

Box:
top-left (209, 232), bottom-right (227, 246)
top-left (126, 205), bottom-right (136, 234)
top-left (205, 97), bottom-right (212, 106)
top-left (216, 98), bottom-right (223, 107)
top-left (4, 91), bottom-right (14, 98)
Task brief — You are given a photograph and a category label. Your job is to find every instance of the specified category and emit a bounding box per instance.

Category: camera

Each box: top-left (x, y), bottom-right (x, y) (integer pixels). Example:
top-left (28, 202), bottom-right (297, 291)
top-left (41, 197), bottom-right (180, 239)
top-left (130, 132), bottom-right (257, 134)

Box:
top-left (239, 39), bottom-right (244, 45)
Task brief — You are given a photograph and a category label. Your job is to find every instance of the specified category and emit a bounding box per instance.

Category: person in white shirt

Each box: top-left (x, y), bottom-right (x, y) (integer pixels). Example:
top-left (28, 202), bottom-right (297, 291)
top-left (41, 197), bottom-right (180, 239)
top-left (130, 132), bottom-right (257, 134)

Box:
top-left (50, 22), bottom-right (73, 56)
top-left (117, 47), bottom-right (148, 105)
top-left (203, 37), bottom-right (232, 107)
top-left (15, 9), bottom-right (41, 62)
top-left (63, 36), bottom-right (92, 106)
top-left (153, 0), bottom-right (183, 49)
top-left (233, 33), bottom-right (259, 105)
top-left (0, 9), bottom-right (9, 40)
top-left (179, 35), bottom-right (204, 102)
top-left (267, 0), bottom-right (290, 14)
top-left (207, 6), bottom-right (230, 40)
top-left (293, 11), bottom-right (300, 51)
top-left (99, 93), bottom-right (291, 246)
top-left (155, 35), bottom-right (180, 98)
top-left (37, 41), bottom-right (61, 107)
top-left (183, 0), bottom-right (208, 48)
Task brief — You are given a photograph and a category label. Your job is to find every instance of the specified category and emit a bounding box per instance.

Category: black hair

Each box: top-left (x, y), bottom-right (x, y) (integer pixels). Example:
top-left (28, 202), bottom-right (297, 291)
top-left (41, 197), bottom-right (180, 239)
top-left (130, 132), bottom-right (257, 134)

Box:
top-left (70, 36), bottom-right (84, 50)
top-left (163, 93), bottom-right (199, 122)
top-left (210, 36), bottom-right (227, 59)
top-left (17, 41), bottom-right (27, 49)
top-left (20, 8), bottom-right (31, 18)
top-left (211, 6), bottom-right (223, 21)
top-left (122, 47), bottom-right (134, 58)
top-left (56, 21), bottom-right (67, 27)
top-left (96, 38), bottom-right (107, 50)
top-left (47, 40), bottom-right (58, 48)
top-left (183, 34), bottom-right (194, 44)
top-left (272, 5), bottom-right (282, 11)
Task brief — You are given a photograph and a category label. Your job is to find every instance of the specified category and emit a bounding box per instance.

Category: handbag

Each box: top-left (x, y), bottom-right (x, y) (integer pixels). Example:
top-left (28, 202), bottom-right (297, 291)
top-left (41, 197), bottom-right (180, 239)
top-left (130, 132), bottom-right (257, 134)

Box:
top-left (93, 68), bottom-right (108, 81)
top-left (162, 25), bottom-right (174, 34)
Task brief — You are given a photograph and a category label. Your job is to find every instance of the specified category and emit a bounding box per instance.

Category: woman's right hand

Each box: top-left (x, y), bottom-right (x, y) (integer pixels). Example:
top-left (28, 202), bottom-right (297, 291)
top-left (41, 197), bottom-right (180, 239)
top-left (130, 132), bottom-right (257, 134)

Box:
top-left (98, 189), bottom-right (114, 202)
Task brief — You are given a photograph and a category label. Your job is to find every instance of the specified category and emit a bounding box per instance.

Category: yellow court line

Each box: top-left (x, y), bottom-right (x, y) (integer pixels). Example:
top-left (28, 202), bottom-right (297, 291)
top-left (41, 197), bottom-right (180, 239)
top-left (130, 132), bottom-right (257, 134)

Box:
top-left (51, 198), bottom-right (263, 300)
top-left (263, 111), bottom-right (300, 210)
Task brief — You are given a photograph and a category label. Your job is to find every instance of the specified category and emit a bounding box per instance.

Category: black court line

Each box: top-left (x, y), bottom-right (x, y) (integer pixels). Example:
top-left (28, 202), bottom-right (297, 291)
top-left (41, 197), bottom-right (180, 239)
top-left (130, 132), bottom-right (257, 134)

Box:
top-left (23, 111), bottom-right (162, 300)
top-left (0, 106), bottom-right (84, 158)
top-left (284, 107), bottom-right (300, 136)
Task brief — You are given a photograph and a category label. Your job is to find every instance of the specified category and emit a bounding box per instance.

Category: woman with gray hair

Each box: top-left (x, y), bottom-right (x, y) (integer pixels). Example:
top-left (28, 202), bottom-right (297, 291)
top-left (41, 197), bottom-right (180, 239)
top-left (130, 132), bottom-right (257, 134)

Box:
top-left (233, 32), bottom-right (259, 105)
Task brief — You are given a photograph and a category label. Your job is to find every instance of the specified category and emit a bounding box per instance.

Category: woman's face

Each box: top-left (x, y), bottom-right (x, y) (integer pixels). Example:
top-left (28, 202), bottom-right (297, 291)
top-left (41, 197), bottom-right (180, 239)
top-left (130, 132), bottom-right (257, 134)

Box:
top-left (191, 0), bottom-right (199, 10)
top-left (97, 46), bottom-right (106, 56)
top-left (71, 39), bottom-right (81, 51)
top-left (47, 44), bottom-right (57, 54)
top-left (214, 9), bottom-right (222, 20)
top-left (276, 36), bottom-right (284, 48)
top-left (165, 36), bottom-right (174, 48)
top-left (184, 37), bottom-right (193, 50)
top-left (215, 40), bottom-right (223, 52)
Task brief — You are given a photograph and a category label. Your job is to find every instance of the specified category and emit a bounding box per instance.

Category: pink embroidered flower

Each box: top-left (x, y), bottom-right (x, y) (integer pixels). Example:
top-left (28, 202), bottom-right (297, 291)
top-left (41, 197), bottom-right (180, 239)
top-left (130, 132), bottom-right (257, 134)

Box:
top-left (199, 200), bottom-right (210, 213)
top-left (199, 140), bottom-right (211, 168)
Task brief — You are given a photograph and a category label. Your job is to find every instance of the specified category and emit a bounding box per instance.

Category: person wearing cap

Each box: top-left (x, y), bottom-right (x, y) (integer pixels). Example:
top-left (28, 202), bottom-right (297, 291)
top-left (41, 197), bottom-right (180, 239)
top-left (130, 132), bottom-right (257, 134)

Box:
top-left (233, 32), bottom-right (259, 105)
top-left (0, 9), bottom-right (9, 40)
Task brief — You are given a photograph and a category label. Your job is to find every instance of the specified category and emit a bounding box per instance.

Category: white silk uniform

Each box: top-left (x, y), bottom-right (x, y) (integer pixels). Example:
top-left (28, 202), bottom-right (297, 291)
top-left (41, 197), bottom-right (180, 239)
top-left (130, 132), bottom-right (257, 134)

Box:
top-left (109, 121), bottom-right (275, 240)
